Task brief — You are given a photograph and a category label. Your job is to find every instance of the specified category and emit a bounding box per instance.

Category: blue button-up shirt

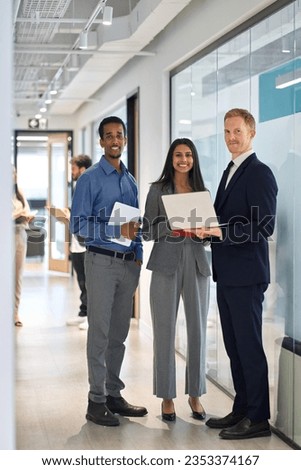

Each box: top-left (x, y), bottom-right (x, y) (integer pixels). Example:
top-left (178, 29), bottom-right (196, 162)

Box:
top-left (70, 156), bottom-right (142, 260)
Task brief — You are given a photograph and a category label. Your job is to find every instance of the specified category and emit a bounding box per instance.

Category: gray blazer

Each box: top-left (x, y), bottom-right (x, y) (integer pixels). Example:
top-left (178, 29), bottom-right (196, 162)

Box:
top-left (142, 182), bottom-right (211, 276)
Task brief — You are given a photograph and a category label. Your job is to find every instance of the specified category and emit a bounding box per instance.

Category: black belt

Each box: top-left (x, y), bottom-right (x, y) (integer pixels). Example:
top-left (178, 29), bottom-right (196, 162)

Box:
top-left (87, 245), bottom-right (135, 261)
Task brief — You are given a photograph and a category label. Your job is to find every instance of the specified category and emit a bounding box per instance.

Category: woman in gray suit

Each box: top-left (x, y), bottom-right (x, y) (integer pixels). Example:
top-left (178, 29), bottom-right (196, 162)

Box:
top-left (142, 138), bottom-right (211, 421)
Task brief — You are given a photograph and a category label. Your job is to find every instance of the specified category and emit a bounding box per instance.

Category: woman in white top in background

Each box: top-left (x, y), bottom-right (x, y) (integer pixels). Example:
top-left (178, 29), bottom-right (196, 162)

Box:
top-left (12, 167), bottom-right (34, 326)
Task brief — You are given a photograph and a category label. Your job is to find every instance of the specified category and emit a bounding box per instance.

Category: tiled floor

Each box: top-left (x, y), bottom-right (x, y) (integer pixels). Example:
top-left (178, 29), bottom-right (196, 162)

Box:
top-left (15, 259), bottom-right (294, 451)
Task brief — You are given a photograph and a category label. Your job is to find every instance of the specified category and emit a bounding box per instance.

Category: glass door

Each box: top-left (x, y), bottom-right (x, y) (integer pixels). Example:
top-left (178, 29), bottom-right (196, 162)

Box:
top-left (48, 133), bottom-right (70, 272)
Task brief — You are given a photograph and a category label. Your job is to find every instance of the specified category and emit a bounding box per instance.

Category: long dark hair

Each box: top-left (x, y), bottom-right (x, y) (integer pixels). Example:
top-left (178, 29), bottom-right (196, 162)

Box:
top-left (154, 138), bottom-right (206, 192)
top-left (13, 166), bottom-right (25, 207)
top-left (15, 184), bottom-right (25, 207)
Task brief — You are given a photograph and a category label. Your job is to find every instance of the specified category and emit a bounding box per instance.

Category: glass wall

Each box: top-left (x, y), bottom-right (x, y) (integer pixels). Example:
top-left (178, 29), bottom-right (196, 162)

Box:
top-left (15, 134), bottom-right (48, 212)
top-left (171, 0), bottom-right (301, 446)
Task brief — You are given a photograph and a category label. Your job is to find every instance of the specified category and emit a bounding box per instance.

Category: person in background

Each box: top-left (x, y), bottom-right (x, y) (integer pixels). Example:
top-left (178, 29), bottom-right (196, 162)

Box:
top-left (70, 116), bottom-right (147, 427)
top-left (199, 108), bottom-right (278, 440)
top-left (65, 155), bottom-right (92, 331)
top-left (142, 138), bottom-right (211, 422)
top-left (12, 166), bottom-right (35, 327)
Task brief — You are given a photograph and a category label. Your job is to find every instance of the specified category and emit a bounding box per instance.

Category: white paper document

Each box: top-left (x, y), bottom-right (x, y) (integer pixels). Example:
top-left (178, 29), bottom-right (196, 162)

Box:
top-left (108, 201), bottom-right (141, 246)
top-left (161, 191), bottom-right (219, 229)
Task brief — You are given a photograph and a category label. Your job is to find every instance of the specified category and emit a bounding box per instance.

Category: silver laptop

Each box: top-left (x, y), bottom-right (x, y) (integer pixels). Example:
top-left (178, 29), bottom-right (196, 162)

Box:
top-left (161, 191), bottom-right (219, 229)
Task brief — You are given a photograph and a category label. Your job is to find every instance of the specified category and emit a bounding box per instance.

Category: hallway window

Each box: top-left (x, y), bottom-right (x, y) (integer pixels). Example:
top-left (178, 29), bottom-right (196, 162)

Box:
top-left (171, 0), bottom-right (301, 446)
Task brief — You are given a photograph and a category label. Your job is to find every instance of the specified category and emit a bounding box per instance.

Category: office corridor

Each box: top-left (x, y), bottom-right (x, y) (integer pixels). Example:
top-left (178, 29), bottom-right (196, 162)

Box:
top-left (15, 260), bottom-right (292, 451)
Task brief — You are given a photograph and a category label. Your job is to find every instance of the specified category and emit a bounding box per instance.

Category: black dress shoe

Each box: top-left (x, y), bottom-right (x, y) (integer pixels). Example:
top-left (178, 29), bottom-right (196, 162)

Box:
top-left (219, 417), bottom-right (271, 440)
top-left (161, 403), bottom-right (176, 422)
top-left (188, 398), bottom-right (206, 420)
top-left (206, 412), bottom-right (245, 429)
top-left (106, 395), bottom-right (148, 417)
top-left (86, 399), bottom-right (120, 426)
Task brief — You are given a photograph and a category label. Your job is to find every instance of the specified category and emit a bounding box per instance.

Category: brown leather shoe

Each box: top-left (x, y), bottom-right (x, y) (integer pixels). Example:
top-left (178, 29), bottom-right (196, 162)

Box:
top-left (206, 412), bottom-right (245, 429)
top-left (219, 417), bottom-right (271, 439)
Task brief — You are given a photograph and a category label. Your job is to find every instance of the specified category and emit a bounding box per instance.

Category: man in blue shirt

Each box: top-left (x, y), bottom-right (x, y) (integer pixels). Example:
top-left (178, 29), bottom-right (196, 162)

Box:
top-left (70, 116), bottom-right (147, 426)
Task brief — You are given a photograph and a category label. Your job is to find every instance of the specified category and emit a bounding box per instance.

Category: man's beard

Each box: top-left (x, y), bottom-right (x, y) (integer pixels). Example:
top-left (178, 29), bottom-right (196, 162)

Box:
top-left (110, 153), bottom-right (121, 159)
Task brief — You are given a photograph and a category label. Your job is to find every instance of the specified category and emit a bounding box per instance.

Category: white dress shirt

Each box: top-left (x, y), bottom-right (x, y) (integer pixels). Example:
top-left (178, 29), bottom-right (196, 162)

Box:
top-left (225, 149), bottom-right (254, 188)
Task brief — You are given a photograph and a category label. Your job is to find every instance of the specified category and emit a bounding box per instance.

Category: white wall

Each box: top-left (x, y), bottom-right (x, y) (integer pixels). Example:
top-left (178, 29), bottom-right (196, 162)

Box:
top-left (0, 0), bottom-right (14, 449)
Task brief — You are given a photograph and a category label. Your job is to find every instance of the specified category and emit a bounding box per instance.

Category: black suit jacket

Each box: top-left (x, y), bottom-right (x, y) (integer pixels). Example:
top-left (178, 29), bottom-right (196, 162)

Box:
top-left (211, 153), bottom-right (278, 286)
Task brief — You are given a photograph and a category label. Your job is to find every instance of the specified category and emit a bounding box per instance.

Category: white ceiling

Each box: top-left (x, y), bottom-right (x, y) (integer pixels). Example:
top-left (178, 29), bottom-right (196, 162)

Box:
top-left (13, 0), bottom-right (192, 117)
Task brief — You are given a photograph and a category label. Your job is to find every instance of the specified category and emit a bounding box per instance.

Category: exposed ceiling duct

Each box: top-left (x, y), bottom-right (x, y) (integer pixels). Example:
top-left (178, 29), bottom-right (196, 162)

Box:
top-left (13, 0), bottom-right (193, 117)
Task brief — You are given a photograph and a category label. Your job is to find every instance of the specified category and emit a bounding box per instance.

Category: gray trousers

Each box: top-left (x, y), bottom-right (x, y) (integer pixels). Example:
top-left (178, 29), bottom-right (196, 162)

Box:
top-left (150, 240), bottom-right (209, 399)
top-left (85, 251), bottom-right (141, 403)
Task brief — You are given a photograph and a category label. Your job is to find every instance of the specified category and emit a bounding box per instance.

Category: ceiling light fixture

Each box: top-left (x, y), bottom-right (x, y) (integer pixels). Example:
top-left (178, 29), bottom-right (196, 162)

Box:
top-left (179, 119), bottom-right (192, 125)
top-left (67, 54), bottom-right (80, 71)
top-left (79, 30), bottom-right (98, 49)
top-left (84, 0), bottom-right (107, 31)
top-left (281, 37), bottom-right (291, 54)
top-left (49, 78), bottom-right (60, 95)
top-left (45, 93), bottom-right (52, 104)
top-left (103, 6), bottom-right (113, 25)
top-left (275, 68), bottom-right (301, 89)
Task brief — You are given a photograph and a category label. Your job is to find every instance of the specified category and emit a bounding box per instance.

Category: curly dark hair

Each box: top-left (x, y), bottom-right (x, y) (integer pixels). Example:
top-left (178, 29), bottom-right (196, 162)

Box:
top-left (70, 154), bottom-right (92, 169)
top-left (98, 116), bottom-right (126, 139)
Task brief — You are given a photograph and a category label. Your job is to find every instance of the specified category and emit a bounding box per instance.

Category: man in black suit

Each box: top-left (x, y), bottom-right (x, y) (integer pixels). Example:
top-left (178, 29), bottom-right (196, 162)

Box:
top-left (200, 108), bottom-right (278, 439)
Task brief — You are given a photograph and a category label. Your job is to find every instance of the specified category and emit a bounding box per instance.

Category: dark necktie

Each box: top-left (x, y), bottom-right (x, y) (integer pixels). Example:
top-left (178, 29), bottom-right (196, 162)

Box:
top-left (215, 161), bottom-right (235, 206)
top-left (222, 160), bottom-right (234, 189)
